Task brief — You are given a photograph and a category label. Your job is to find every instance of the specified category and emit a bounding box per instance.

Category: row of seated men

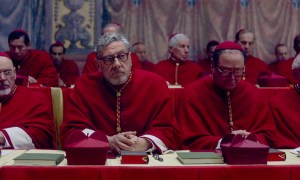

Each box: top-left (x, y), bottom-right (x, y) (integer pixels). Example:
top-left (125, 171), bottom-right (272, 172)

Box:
top-left (0, 34), bottom-right (299, 154)
top-left (4, 25), bottom-right (298, 89)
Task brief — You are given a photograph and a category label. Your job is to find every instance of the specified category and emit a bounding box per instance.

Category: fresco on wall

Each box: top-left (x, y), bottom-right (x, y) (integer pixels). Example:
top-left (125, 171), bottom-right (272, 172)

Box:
top-left (52, 0), bottom-right (95, 52)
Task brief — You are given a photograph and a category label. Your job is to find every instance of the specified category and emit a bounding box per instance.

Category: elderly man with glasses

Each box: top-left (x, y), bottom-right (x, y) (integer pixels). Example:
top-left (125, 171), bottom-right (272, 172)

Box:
top-left (61, 33), bottom-right (180, 154)
top-left (0, 52), bottom-right (55, 149)
top-left (178, 41), bottom-right (276, 150)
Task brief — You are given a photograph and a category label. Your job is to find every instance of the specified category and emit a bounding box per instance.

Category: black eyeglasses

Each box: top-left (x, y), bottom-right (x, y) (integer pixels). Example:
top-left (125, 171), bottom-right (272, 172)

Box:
top-left (98, 52), bottom-right (130, 65)
top-left (216, 66), bottom-right (245, 77)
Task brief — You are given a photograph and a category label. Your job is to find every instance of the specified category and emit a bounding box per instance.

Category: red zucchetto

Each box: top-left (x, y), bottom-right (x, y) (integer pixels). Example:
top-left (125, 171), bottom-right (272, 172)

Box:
top-left (215, 41), bottom-right (244, 51)
top-left (51, 41), bottom-right (64, 46)
top-left (168, 33), bottom-right (179, 41)
top-left (0, 52), bottom-right (11, 60)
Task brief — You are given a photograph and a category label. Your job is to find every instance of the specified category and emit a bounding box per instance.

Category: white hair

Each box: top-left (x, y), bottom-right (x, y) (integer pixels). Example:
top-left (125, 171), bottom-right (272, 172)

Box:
top-left (292, 53), bottom-right (300, 70)
top-left (168, 33), bottom-right (189, 47)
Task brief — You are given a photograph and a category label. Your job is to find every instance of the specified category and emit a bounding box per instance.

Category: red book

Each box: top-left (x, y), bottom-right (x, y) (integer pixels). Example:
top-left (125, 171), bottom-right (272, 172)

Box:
top-left (121, 150), bottom-right (149, 164)
top-left (268, 148), bottom-right (286, 161)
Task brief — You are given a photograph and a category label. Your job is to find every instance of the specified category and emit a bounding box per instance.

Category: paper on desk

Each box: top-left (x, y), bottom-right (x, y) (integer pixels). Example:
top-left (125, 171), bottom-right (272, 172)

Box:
top-left (290, 147), bottom-right (300, 155)
top-left (1, 150), bottom-right (12, 157)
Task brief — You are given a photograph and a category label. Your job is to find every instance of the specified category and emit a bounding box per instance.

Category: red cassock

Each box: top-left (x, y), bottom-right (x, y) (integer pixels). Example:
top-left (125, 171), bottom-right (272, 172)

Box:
top-left (81, 52), bottom-right (141, 75)
top-left (60, 70), bottom-right (180, 150)
top-left (7, 49), bottom-right (59, 87)
top-left (178, 76), bottom-right (276, 150)
top-left (198, 58), bottom-right (211, 73)
top-left (155, 59), bottom-right (204, 87)
top-left (269, 88), bottom-right (300, 148)
top-left (244, 55), bottom-right (270, 84)
top-left (0, 87), bottom-right (55, 149)
top-left (57, 59), bottom-right (80, 87)
top-left (269, 58), bottom-right (296, 84)
top-left (140, 60), bottom-right (156, 72)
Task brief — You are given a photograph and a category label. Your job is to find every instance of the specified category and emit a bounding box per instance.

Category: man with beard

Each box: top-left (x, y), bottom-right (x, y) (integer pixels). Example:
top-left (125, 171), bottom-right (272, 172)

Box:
top-left (178, 41), bottom-right (275, 150)
top-left (49, 41), bottom-right (80, 87)
top-left (6, 29), bottom-right (58, 87)
top-left (0, 52), bottom-right (54, 149)
top-left (61, 33), bottom-right (179, 154)
top-left (155, 33), bottom-right (203, 87)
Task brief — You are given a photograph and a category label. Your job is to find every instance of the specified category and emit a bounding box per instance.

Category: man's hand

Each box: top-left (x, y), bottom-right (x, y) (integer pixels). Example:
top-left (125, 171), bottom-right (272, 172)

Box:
top-left (58, 78), bottom-right (66, 87)
top-left (130, 137), bottom-right (151, 151)
top-left (28, 76), bottom-right (37, 84)
top-left (107, 131), bottom-right (137, 152)
top-left (231, 130), bottom-right (250, 138)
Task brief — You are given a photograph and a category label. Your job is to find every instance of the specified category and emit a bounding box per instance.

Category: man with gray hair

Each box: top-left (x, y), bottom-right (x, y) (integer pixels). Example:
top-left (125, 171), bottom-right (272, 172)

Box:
top-left (269, 53), bottom-right (300, 148)
top-left (82, 23), bottom-right (141, 75)
top-left (178, 41), bottom-right (275, 150)
top-left (61, 33), bottom-right (180, 154)
top-left (155, 33), bottom-right (203, 87)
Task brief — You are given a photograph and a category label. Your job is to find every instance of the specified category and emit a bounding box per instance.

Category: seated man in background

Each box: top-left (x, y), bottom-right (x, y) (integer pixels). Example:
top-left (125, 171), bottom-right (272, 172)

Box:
top-left (6, 29), bottom-right (58, 87)
top-left (132, 42), bottom-right (155, 72)
top-left (178, 41), bottom-right (275, 150)
top-left (155, 33), bottom-right (204, 87)
top-left (272, 35), bottom-right (300, 84)
top-left (0, 52), bottom-right (55, 149)
top-left (61, 33), bottom-right (179, 154)
top-left (81, 23), bottom-right (141, 75)
top-left (197, 40), bottom-right (219, 75)
top-left (235, 29), bottom-right (270, 85)
top-left (269, 53), bottom-right (300, 148)
top-left (49, 41), bottom-right (80, 87)
top-left (269, 43), bottom-right (290, 72)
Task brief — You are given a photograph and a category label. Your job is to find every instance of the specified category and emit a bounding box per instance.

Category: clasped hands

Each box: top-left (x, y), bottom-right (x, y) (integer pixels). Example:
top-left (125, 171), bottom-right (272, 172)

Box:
top-left (107, 131), bottom-right (151, 153)
top-left (231, 129), bottom-right (250, 138)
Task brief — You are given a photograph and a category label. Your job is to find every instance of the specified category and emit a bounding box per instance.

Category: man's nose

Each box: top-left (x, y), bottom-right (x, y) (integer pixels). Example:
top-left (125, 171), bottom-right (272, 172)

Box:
top-left (112, 58), bottom-right (121, 67)
top-left (0, 72), bottom-right (6, 80)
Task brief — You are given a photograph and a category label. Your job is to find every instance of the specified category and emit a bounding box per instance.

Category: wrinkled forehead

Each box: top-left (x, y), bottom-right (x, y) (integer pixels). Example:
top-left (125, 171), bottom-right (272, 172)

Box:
top-left (219, 50), bottom-right (245, 64)
top-left (239, 32), bottom-right (254, 41)
top-left (0, 57), bottom-right (14, 69)
top-left (276, 46), bottom-right (288, 53)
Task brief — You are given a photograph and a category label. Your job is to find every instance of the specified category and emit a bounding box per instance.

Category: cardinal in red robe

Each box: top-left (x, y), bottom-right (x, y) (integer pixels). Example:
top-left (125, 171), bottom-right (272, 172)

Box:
top-left (178, 41), bottom-right (275, 150)
top-left (0, 52), bottom-right (54, 149)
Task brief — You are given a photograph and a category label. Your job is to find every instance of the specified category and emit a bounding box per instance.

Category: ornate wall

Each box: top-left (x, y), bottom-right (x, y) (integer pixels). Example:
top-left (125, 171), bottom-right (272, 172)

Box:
top-left (1, 0), bottom-right (300, 64)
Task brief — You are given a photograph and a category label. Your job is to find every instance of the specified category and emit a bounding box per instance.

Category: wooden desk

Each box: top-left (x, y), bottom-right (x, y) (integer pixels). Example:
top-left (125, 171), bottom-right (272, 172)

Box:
top-left (0, 149), bottom-right (300, 180)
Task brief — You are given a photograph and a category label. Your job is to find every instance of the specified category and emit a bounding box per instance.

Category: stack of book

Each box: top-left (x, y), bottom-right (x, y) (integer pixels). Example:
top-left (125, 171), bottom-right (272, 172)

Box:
top-left (176, 152), bottom-right (224, 164)
top-left (13, 150), bottom-right (65, 166)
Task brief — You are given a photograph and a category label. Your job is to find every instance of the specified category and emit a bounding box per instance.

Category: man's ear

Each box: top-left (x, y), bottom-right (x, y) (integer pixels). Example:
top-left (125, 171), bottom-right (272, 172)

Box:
top-left (168, 46), bottom-right (173, 54)
top-left (97, 60), bottom-right (102, 71)
top-left (27, 42), bottom-right (32, 49)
